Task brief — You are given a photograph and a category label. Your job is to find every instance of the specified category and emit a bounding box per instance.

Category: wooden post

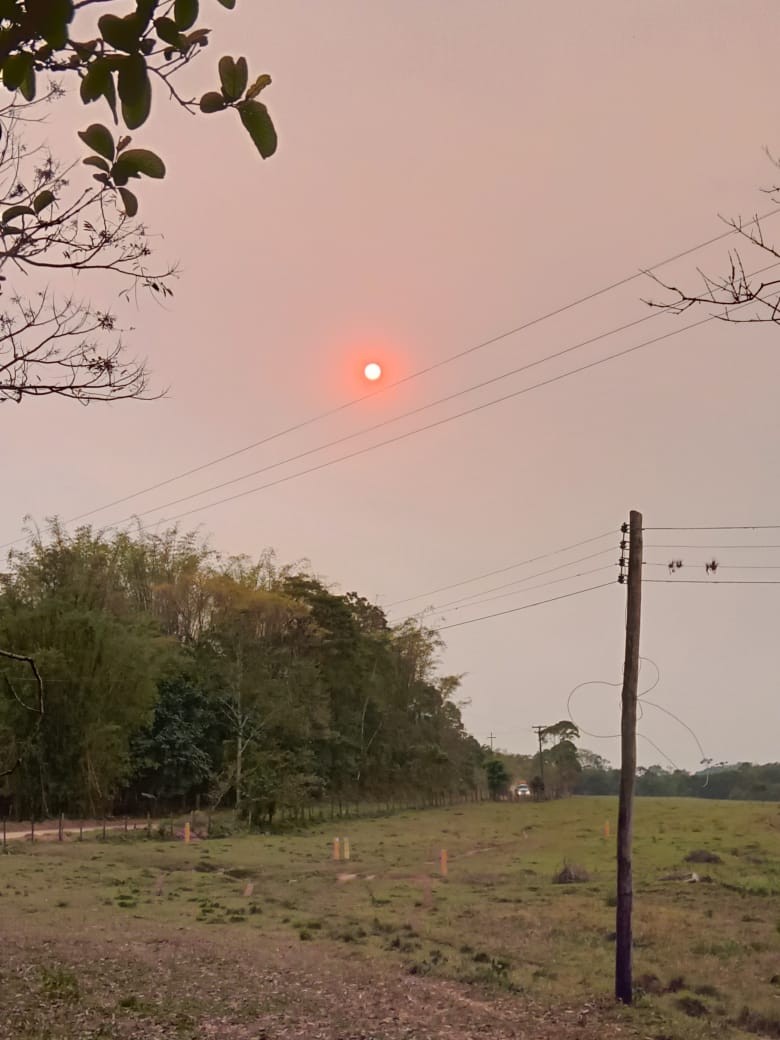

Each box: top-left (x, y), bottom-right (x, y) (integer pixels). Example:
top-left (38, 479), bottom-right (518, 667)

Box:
top-left (615, 510), bottom-right (643, 1005)
top-left (58, 812), bottom-right (64, 842)
top-left (184, 821), bottom-right (191, 844)
top-left (146, 811), bottom-right (151, 838)
top-left (79, 820), bottom-right (83, 842)
top-left (30, 818), bottom-right (34, 843)
top-left (2, 816), bottom-right (6, 851)
top-left (332, 837), bottom-right (341, 861)
top-left (102, 818), bottom-right (106, 841)
top-left (342, 837), bottom-right (350, 861)
top-left (124, 816), bottom-right (128, 835)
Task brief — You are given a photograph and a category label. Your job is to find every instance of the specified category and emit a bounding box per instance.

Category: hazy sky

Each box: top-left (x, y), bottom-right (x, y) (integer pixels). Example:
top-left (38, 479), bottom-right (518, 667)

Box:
top-left (3, 2), bottom-right (780, 768)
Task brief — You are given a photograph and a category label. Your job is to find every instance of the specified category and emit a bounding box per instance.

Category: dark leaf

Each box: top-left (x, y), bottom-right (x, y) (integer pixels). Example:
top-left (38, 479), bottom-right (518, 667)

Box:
top-left (118, 186), bottom-right (139, 218)
top-left (71, 38), bottom-right (99, 59)
top-left (116, 135), bottom-right (132, 153)
top-left (113, 148), bottom-right (166, 180)
top-left (184, 28), bottom-right (210, 48)
top-left (3, 53), bottom-right (35, 99)
top-left (219, 55), bottom-right (247, 102)
top-left (199, 91), bottom-right (226, 114)
top-left (32, 190), bottom-right (55, 214)
top-left (79, 56), bottom-right (118, 123)
top-left (117, 53), bottom-right (152, 130)
top-left (77, 123), bottom-right (115, 161)
top-left (174, 0), bottom-right (199, 31)
top-left (154, 17), bottom-right (185, 49)
top-left (26, 0), bottom-right (74, 49)
top-left (237, 99), bottom-right (277, 158)
top-left (136, 0), bottom-right (159, 27)
top-left (98, 13), bottom-right (142, 54)
top-left (93, 173), bottom-right (111, 186)
top-left (246, 73), bottom-right (271, 100)
top-left (216, 0), bottom-right (236, 7)
top-left (2, 205), bottom-right (35, 223)
top-left (83, 155), bottom-right (112, 173)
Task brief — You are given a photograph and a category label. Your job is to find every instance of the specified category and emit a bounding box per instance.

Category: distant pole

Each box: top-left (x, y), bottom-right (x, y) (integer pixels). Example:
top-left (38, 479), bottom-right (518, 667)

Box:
top-left (615, 510), bottom-right (643, 1005)
top-left (532, 725), bottom-right (547, 794)
top-left (488, 732), bottom-right (495, 752)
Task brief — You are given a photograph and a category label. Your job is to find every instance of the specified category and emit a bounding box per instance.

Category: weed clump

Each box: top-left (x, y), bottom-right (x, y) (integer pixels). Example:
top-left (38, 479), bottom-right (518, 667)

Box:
top-left (552, 862), bottom-right (590, 884)
top-left (685, 849), bottom-right (722, 864)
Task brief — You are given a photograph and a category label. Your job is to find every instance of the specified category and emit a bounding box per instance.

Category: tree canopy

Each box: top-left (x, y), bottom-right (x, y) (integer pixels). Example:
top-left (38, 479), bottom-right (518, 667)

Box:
top-left (0, 523), bottom-right (486, 819)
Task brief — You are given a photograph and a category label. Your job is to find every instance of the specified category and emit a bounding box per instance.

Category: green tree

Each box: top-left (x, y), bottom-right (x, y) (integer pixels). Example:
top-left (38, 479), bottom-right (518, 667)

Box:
top-left (0, 524), bottom-right (176, 814)
top-left (485, 758), bottom-right (510, 800)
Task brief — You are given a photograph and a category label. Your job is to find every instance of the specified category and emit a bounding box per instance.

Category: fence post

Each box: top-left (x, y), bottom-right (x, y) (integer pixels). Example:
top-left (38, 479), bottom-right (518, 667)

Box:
top-left (2, 816), bottom-right (6, 851)
top-left (58, 812), bottom-right (64, 842)
top-left (30, 818), bottom-right (34, 844)
top-left (79, 820), bottom-right (83, 842)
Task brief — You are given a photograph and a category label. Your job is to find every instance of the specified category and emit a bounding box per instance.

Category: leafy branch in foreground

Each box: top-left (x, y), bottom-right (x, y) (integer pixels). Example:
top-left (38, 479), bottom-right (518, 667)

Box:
top-left (0, 1), bottom-right (277, 205)
top-left (0, 89), bottom-right (175, 402)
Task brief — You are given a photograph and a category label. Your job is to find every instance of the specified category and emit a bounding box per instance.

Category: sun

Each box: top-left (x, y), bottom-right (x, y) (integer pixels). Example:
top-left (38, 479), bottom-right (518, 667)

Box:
top-left (363, 362), bottom-right (382, 382)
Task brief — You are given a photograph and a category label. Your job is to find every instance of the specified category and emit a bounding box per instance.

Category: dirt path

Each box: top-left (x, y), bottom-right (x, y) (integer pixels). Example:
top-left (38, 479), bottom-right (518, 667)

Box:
top-left (0, 926), bottom-right (638, 1040)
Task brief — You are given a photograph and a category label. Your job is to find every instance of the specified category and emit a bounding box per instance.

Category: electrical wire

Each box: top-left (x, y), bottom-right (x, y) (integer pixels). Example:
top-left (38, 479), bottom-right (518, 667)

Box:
top-left (645, 562), bottom-right (780, 570)
top-left (429, 564), bottom-right (617, 616)
top-left (66, 310), bottom-right (672, 536)
top-left (386, 531), bottom-right (614, 607)
top-left (646, 543), bottom-right (780, 550)
top-left (400, 548), bottom-right (618, 615)
top-left (567, 657), bottom-right (709, 773)
top-left (64, 261), bottom-right (780, 536)
top-left (22, 206), bottom-right (780, 535)
top-left (435, 581), bottom-right (615, 631)
top-left (646, 578), bottom-right (780, 584)
top-left (78, 311), bottom-right (733, 535)
top-left (645, 525), bottom-right (780, 532)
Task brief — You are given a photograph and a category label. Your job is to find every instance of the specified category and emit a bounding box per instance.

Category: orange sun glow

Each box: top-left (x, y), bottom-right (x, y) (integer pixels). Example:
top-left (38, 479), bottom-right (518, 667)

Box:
top-left (363, 362), bottom-right (382, 382)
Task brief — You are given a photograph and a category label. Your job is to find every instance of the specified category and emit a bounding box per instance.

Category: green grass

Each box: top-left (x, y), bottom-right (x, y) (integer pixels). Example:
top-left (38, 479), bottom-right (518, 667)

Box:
top-left (2, 797), bottom-right (780, 1038)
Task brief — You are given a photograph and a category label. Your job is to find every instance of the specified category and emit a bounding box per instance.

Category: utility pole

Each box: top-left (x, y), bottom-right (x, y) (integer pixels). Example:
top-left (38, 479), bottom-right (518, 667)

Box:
top-left (488, 731), bottom-right (495, 752)
top-left (615, 511), bottom-right (643, 1005)
top-left (533, 726), bottom-right (546, 786)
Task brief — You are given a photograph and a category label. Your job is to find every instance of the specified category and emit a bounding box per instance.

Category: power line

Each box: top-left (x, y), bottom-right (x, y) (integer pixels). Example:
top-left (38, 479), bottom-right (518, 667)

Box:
top-left (435, 581), bottom-right (616, 631)
top-left (83, 310), bottom-right (736, 534)
top-left (69, 261), bottom-right (780, 536)
top-left (386, 531), bottom-right (614, 608)
top-left (646, 543), bottom-right (780, 550)
top-left (646, 578), bottom-right (780, 585)
top-left (73, 310), bottom-right (672, 536)
top-left (645, 525), bottom-right (780, 532)
top-left (412, 549), bottom-right (617, 614)
top-left (7, 210), bottom-right (779, 547)
top-left (434, 564), bottom-right (617, 614)
top-left (645, 562), bottom-right (780, 569)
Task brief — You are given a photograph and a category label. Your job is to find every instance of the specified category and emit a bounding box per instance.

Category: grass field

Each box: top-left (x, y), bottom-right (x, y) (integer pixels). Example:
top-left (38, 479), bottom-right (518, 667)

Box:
top-left (2, 797), bottom-right (779, 1039)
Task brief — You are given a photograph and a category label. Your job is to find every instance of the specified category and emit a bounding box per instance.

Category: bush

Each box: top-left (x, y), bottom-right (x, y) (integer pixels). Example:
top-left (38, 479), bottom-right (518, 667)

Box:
top-left (552, 862), bottom-right (590, 884)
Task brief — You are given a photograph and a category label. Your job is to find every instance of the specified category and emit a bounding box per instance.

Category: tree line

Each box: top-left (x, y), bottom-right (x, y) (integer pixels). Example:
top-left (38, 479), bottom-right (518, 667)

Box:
top-left (575, 757), bottom-right (780, 802)
top-left (0, 523), bottom-right (486, 821)
top-left (492, 744), bottom-right (780, 803)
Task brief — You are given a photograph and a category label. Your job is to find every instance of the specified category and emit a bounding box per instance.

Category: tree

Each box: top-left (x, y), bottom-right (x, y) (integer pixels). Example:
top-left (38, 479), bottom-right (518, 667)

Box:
top-left (0, 524), bottom-right (176, 815)
top-left (539, 721), bottom-right (582, 798)
top-left (647, 163), bottom-right (780, 325)
top-left (0, 2), bottom-right (277, 178)
top-left (485, 758), bottom-right (510, 800)
top-left (0, 1), bottom-right (277, 403)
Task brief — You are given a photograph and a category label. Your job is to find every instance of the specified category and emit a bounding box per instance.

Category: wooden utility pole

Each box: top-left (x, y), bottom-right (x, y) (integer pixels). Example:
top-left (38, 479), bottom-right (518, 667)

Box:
top-left (532, 725), bottom-right (547, 793)
top-left (615, 510), bottom-right (643, 1004)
